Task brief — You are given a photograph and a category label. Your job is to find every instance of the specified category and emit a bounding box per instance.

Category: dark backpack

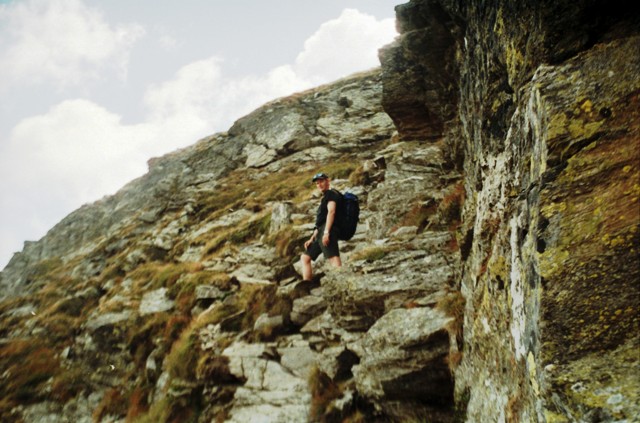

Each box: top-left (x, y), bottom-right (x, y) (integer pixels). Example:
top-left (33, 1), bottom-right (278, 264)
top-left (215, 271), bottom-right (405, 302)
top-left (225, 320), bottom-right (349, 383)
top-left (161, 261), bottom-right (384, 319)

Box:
top-left (332, 189), bottom-right (360, 241)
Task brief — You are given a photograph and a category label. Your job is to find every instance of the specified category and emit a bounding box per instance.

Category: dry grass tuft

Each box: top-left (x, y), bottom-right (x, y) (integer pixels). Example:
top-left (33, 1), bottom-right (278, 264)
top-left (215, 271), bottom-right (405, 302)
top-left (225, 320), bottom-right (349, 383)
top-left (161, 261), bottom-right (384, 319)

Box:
top-left (93, 388), bottom-right (128, 422)
top-left (203, 213), bottom-right (272, 256)
top-left (445, 350), bottom-right (464, 373)
top-left (308, 366), bottom-right (343, 422)
top-left (437, 291), bottom-right (466, 375)
top-left (400, 200), bottom-right (438, 232)
top-left (196, 355), bottom-right (233, 382)
top-left (50, 367), bottom-right (91, 403)
top-left (436, 291), bottom-right (465, 341)
top-left (438, 182), bottom-right (465, 229)
top-left (0, 340), bottom-right (59, 407)
top-left (126, 386), bottom-right (151, 421)
top-left (350, 245), bottom-right (400, 263)
top-left (166, 328), bottom-right (199, 380)
top-left (269, 225), bottom-right (305, 260)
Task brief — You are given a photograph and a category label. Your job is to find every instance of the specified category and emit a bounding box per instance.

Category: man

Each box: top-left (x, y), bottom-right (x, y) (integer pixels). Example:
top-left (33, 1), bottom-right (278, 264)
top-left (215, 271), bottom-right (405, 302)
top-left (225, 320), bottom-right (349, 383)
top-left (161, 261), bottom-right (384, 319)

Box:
top-left (301, 172), bottom-right (342, 281)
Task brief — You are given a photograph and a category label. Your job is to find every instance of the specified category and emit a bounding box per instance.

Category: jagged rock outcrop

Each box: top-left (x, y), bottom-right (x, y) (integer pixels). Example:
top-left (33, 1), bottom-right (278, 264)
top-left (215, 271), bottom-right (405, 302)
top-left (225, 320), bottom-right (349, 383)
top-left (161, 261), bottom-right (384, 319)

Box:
top-left (1, 1), bottom-right (638, 422)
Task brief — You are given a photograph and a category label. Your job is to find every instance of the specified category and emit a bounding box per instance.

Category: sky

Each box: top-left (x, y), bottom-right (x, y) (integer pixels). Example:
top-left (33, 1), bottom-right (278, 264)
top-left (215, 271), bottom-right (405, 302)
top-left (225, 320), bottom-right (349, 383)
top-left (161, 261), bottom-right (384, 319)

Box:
top-left (0, 0), bottom-right (400, 270)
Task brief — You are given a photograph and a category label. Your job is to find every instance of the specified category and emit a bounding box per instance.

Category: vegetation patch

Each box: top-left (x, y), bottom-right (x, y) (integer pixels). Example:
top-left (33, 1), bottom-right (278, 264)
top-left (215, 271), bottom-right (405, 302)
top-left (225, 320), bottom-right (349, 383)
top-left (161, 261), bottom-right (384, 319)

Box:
top-left (194, 159), bottom-right (358, 225)
top-left (166, 327), bottom-right (199, 380)
top-left (127, 312), bottom-right (171, 369)
top-left (27, 257), bottom-right (64, 280)
top-left (128, 262), bottom-right (203, 295)
top-left (400, 199), bottom-right (438, 232)
top-left (202, 213), bottom-right (271, 257)
top-left (125, 385), bottom-right (152, 421)
top-left (93, 388), bottom-right (129, 422)
top-left (0, 339), bottom-right (59, 408)
top-left (438, 182), bottom-right (465, 229)
top-left (50, 367), bottom-right (91, 403)
top-left (308, 366), bottom-right (343, 422)
top-left (437, 292), bottom-right (465, 335)
top-left (269, 225), bottom-right (305, 260)
top-left (350, 245), bottom-right (400, 263)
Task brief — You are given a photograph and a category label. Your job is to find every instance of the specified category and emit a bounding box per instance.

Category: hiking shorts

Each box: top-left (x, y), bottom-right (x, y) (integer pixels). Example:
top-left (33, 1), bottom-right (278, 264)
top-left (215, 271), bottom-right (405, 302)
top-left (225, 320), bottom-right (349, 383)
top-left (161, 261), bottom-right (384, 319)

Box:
top-left (304, 224), bottom-right (340, 261)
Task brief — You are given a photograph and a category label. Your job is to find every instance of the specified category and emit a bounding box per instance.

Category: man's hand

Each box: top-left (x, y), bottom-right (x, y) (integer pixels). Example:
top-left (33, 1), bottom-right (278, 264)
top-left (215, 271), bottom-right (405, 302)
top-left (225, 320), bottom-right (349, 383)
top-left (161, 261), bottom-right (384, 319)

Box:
top-left (305, 229), bottom-right (319, 250)
top-left (304, 235), bottom-right (315, 250)
top-left (322, 232), bottom-right (330, 246)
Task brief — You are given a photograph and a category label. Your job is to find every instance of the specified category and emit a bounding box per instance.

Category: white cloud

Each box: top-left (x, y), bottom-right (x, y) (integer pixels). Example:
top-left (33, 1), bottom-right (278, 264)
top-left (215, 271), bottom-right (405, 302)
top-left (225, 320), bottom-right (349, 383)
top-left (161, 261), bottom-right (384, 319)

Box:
top-left (144, 58), bottom-right (225, 121)
top-left (2, 100), bottom-right (150, 204)
top-left (0, 0), bottom-right (145, 89)
top-left (294, 8), bottom-right (397, 83)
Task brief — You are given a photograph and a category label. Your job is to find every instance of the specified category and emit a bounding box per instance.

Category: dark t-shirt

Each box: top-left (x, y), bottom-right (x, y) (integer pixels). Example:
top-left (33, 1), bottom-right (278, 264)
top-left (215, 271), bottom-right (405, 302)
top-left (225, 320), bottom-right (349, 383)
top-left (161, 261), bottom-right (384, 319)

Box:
top-left (315, 189), bottom-right (342, 229)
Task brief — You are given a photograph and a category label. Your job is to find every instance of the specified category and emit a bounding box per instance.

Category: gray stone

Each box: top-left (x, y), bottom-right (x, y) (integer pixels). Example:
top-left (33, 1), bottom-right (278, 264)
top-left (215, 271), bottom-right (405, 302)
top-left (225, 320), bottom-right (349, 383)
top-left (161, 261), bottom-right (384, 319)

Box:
top-left (290, 295), bottom-right (327, 326)
top-left (195, 285), bottom-right (225, 301)
top-left (223, 340), bottom-right (310, 423)
top-left (254, 313), bottom-right (284, 335)
top-left (139, 288), bottom-right (174, 315)
top-left (244, 143), bottom-right (277, 168)
top-left (86, 310), bottom-right (133, 331)
top-left (277, 343), bottom-right (317, 379)
top-left (352, 307), bottom-right (453, 403)
top-left (269, 202), bottom-right (293, 234)
top-left (323, 247), bottom-right (454, 330)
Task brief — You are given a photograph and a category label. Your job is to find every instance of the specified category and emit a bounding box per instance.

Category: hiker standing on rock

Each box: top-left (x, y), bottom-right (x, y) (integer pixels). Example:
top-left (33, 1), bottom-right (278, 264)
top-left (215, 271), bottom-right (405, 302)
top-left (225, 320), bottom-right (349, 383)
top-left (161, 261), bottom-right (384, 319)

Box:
top-left (301, 172), bottom-right (342, 280)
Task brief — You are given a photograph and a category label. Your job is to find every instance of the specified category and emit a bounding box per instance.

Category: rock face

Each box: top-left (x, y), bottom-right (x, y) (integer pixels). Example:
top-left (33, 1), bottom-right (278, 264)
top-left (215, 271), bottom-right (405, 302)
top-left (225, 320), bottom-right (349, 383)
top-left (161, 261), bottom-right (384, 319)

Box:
top-left (0, 2), bottom-right (638, 422)
top-left (381, 0), bottom-right (639, 421)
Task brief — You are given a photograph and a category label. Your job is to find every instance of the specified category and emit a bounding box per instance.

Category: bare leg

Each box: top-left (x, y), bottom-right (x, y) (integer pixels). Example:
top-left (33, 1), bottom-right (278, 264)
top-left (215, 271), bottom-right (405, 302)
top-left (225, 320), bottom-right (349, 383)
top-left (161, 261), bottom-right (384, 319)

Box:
top-left (301, 254), bottom-right (313, 281)
top-left (328, 256), bottom-right (342, 268)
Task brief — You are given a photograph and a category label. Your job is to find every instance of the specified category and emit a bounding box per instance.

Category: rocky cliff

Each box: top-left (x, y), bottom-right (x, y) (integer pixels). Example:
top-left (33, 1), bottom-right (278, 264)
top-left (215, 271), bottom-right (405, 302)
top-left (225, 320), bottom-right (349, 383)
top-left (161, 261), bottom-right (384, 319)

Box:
top-left (1, 1), bottom-right (638, 422)
top-left (379, 1), bottom-right (639, 421)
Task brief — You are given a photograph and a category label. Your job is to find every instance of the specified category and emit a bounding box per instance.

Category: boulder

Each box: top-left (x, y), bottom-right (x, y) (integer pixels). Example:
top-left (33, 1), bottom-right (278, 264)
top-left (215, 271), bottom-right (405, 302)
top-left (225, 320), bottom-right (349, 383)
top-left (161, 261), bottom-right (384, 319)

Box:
top-left (244, 143), bottom-right (278, 168)
top-left (223, 341), bottom-right (310, 423)
top-left (323, 241), bottom-right (455, 331)
top-left (277, 340), bottom-right (318, 379)
top-left (290, 294), bottom-right (327, 327)
top-left (254, 313), bottom-right (285, 336)
top-left (85, 310), bottom-right (133, 331)
top-left (352, 307), bottom-right (454, 410)
top-left (269, 202), bottom-right (293, 234)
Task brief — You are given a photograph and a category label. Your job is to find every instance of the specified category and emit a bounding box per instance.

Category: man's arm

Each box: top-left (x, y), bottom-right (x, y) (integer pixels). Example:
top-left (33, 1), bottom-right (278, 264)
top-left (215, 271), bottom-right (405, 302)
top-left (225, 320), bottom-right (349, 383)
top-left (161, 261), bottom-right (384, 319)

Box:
top-left (322, 201), bottom-right (337, 246)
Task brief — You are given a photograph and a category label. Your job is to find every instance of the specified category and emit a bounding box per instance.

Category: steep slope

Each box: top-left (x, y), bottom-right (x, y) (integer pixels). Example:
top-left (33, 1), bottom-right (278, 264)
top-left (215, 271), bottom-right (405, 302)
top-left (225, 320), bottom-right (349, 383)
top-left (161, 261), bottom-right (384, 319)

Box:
top-left (1, 67), bottom-right (465, 422)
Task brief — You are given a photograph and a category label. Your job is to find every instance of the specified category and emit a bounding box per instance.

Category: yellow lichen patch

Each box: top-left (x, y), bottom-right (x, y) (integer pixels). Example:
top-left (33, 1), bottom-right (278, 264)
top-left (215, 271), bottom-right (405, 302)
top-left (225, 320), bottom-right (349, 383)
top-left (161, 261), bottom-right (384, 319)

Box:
top-left (506, 43), bottom-right (525, 84)
top-left (527, 352), bottom-right (540, 395)
top-left (488, 254), bottom-right (509, 282)
top-left (541, 201), bottom-right (567, 218)
top-left (579, 99), bottom-right (593, 115)
top-left (554, 339), bottom-right (640, 420)
top-left (538, 247), bottom-right (570, 279)
top-left (544, 409), bottom-right (570, 422)
top-left (547, 113), bottom-right (569, 140)
top-left (493, 7), bottom-right (504, 35)
top-left (567, 119), bottom-right (603, 140)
